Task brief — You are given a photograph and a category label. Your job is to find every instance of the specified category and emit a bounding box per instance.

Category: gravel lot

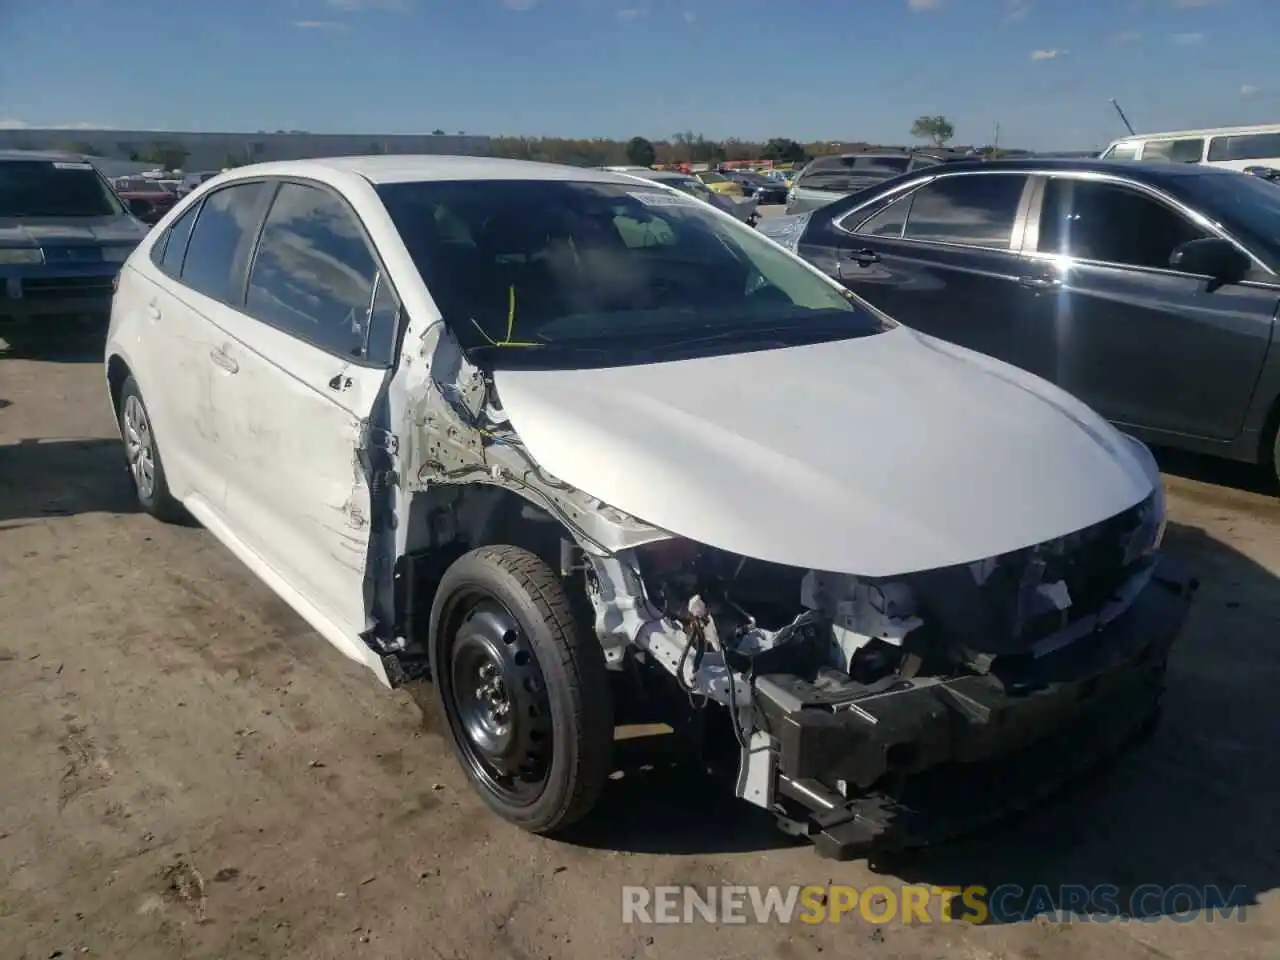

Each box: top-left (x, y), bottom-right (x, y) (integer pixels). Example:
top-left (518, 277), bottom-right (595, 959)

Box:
top-left (2, 328), bottom-right (1279, 960)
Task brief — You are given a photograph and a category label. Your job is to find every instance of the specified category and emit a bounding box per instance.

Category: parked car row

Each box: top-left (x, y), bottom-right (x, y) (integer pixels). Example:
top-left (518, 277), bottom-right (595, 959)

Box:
top-left (101, 154), bottom-right (1196, 861)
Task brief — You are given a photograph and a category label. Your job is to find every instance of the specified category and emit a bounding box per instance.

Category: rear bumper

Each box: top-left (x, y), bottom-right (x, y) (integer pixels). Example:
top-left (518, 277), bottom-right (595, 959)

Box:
top-left (753, 555), bottom-right (1197, 859)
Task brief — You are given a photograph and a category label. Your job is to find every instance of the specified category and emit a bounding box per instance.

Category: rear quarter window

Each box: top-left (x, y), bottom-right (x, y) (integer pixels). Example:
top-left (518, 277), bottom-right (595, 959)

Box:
top-left (1207, 132), bottom-right (1280, 162)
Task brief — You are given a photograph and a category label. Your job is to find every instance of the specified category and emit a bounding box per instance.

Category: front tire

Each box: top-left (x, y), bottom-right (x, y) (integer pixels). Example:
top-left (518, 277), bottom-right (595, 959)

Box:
top-left (117, 375), bottom-right (184, 523)
top-left (428, 545), bottom-right (613, 834)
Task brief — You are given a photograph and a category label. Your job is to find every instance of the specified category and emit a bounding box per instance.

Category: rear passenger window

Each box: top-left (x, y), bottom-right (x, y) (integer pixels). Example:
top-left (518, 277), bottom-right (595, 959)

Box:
top-left (1140, 138), bottom-right (1204, 163)
top-left (245, 182), bottom-right (380, 360)
top-left (180, 183), bottom-right (267, 304)
top-left (852, 157), bottom-right (909, 176)
top-left (1207, 132), bottom-right (1280, 162)
top-left (153, 202), bottom-right (199, 276)
top-left (797, 159), bottom-right (853, 193)
top-left (901, 174), bottom-right (1026, 248)
top-left (852, 195), bottom-right (911, 238)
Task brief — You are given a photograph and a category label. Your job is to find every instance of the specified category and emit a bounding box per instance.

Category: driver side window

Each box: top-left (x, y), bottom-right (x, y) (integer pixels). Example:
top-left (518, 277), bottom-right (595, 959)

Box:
top-left (1037, 178), bottom-right (1210, 270)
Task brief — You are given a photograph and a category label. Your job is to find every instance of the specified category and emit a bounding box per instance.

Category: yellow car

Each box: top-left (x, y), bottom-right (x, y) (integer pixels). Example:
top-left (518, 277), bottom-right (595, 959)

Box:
top-left (693, 170), bottom-right (745, 198)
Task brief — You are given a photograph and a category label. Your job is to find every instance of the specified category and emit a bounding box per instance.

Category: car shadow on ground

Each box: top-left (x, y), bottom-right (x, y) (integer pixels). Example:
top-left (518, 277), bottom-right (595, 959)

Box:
top-left (0, 437), bottom-right (141, 524)
top-left (875, 522), bottom-right (1280, 922)
top-left (0, 327), bottom-right (107, 364)
top-left (1153, 444), bottom-right (1278, 497)
top-left (563, 523), bottom-right (1280, 920)
top-left (561, 735), bottom-right (801, 856)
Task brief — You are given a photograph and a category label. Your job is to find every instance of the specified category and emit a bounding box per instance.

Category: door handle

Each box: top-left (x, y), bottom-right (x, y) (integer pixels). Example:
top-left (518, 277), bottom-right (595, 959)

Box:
top-left (146, 302), bottom-right (161, 320)
top-left (1018, 273), bottom-right (1061, 290)
top-left (327, 373), bottom-right (352, 392)
top-left (209, 348), bottom-right (239, 374)
top-left (847, 248), bottom-right (881, 267)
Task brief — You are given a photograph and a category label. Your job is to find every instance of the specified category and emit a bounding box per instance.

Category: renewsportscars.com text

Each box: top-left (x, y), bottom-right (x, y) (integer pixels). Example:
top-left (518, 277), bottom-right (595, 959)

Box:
top-left (621, 884), bottom-right (1249, 925)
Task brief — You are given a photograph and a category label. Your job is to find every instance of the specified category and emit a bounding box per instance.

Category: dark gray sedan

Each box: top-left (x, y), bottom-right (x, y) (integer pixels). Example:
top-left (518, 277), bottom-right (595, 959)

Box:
top-left (761, 158), bottom-right (1280, 481)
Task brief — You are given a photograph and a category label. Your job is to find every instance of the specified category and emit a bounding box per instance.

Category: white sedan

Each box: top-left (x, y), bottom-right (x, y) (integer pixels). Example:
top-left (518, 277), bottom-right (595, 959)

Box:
top-left (104, 155), bottom-right (1192, 857)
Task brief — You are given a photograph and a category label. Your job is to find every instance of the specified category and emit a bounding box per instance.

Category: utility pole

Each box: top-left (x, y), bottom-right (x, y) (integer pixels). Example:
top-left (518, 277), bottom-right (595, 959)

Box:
top-left (993, 121), bottom-right (1001, 156)
top-left (1108, 98), bottom-right (1136, 136)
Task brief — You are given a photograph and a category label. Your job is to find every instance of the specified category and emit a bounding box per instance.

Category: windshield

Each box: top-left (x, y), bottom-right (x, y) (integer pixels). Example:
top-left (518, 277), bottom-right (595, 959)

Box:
top-left (0, 160), bottom-right (126, 218)
top-left (115, 178), bottom-right (170, 194)
top-left (377, 178), bottom-right (891, 370)
top-left (1167, 172), bottom-right (1280, 261)
top-left (666, 177), bottom-right (718, 203)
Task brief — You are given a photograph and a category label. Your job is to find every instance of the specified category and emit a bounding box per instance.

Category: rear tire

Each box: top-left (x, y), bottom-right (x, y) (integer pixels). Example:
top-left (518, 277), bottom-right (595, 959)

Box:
top-left (1272, 426), bottom-right (1280, 489)
top-left (428, 545), bottom-right (613, 834)
top-left (117, 375), bottom-right (184, 523)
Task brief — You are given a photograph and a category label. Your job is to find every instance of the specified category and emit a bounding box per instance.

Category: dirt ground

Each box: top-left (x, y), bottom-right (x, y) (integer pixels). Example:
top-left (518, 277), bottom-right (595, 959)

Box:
top-left (2, 335), bottom-right (1279, 960)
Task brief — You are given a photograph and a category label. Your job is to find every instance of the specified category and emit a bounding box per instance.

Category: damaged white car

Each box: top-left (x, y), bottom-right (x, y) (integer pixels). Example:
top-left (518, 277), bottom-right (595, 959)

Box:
top-left (104, 156), bottom-right (1195, 858)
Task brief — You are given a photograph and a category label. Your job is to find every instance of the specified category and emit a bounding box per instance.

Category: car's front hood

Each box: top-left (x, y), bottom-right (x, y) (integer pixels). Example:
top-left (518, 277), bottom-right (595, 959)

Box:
top-left (0, 216), bottom-right (147, 248)
top-left (493, 326), bottom-right (1155, 577)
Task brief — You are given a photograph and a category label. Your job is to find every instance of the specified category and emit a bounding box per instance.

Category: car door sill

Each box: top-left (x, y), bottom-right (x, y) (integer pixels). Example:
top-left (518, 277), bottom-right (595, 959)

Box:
top-left (180, 492), bottom-right (389, 685)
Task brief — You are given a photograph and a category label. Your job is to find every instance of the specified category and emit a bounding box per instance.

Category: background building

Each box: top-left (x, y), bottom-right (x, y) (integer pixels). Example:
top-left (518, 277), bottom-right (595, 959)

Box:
top-left (0, 128), bottom-right (491, 171)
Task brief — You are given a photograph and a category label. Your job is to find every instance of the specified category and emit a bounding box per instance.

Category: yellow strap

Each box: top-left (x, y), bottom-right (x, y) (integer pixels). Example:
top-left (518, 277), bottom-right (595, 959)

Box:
top-left (470, 284), bottom-right (541, 348)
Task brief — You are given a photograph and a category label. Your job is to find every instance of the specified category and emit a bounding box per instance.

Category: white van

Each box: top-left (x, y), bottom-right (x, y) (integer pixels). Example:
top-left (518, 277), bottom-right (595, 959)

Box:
top-left (1101, 123), bottom-right (1280, 171)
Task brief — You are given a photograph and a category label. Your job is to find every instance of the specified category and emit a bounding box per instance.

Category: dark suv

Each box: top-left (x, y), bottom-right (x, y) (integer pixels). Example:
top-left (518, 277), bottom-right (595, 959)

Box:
top-left (785, 149), bottom-right (969, 214)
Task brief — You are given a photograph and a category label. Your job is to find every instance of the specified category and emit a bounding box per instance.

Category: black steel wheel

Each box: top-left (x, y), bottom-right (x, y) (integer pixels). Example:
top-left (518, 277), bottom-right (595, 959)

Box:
top-left (428, 545), bottom-right (613, 833)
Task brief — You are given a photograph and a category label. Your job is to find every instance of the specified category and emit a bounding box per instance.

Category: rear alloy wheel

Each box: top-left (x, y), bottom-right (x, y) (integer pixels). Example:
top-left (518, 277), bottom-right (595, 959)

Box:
top-left (117, 375), bottom-right (184, 523)
top-left (429, 545), bottom-right (613, 834)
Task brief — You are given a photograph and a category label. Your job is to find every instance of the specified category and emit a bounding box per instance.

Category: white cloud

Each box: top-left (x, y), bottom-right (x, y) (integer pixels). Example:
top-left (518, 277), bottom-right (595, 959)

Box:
top-left (0, 120), bottom-right (113, 130)
top-left (683, 9), bottom-right (697, 22)
top-left (1171, 31), bottom-right (1205, 44)
top-left (1004, 0), bottom-right (1032, 21)
top-left (502, 0), bottom-right (538, 9)
top-left (1030, 48), bottom-right (1067, 60)
top-left (1110, 29), bottom-right (1142, 43)
top-left (1241, 83), bottom-right (1260, 96)
top-left (616, 5), bottom-right (644, 19)
top-left (294, 19), bottom-right (347, 28)
top-left (907, 0), bottom-right (944, 10)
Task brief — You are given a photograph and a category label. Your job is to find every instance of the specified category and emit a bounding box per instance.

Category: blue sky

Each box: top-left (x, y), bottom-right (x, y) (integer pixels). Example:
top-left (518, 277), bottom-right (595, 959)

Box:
top-left (0, 0), bottom-right (1276, 150)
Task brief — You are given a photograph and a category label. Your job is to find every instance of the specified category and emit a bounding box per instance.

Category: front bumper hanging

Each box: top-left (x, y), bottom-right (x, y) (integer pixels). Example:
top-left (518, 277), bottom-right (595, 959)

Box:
top-left (752, 556), bottom-right (1197, 860)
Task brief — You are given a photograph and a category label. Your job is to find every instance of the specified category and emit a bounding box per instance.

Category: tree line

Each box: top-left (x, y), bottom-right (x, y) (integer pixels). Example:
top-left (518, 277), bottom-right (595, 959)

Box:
top-left (54, 116), bottom-right (969, 172)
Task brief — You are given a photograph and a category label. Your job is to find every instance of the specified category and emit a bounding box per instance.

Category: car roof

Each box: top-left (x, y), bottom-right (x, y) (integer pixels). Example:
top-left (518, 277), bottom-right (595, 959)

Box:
top-left (627, 169), bottom-right (689, 180)
top-left (909, 156), bottom-right (1248, 183)
top-left (0, 149), bottom-right (92, 163)
top-left (1107, 123), bottom-right (1280, 144)
top-left (215, 154), bottom-right (641, 186)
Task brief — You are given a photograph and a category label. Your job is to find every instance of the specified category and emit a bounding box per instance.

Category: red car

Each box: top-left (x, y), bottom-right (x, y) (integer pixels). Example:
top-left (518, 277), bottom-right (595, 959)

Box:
top-left (111, 177), bottom-right (178, 224)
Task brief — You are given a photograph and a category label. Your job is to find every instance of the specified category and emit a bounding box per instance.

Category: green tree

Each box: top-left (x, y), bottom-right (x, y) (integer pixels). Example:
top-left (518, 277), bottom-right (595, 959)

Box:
top-left (221, 152), bottom-right (243, 169)
top-left (431, 128), bottom-right (446, 135)
top-left (625, 136), bottom-right (656, 167)
top-left (910, 115), bottom-right (956, 147)
top-left (760, 137), bottom-right (806, 163)
top-left (138, 141), bottom-right (189, 171)
top-left (55, 140), bottom-right (99, 156)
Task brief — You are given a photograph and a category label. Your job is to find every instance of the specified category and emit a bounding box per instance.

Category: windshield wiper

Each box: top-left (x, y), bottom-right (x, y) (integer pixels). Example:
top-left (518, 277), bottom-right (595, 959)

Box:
top-left (627, 315), bottom-right (870, 357)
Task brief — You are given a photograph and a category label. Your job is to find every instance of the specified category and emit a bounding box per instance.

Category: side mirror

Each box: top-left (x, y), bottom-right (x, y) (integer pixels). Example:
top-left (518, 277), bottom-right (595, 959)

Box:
top-left (1168, 237), bottom-right (1250, 283)
top-left (127, 197), bottom-right (155, 221)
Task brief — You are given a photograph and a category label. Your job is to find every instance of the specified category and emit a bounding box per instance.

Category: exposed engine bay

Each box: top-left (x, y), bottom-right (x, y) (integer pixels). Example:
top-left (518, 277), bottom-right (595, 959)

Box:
top-left (601, 488), bottom-right (1164, 706)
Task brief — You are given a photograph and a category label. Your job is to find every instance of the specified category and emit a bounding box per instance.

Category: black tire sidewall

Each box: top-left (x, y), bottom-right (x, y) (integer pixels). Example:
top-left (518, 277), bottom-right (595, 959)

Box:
top-left (428, 547), bottom-right (609, 832)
